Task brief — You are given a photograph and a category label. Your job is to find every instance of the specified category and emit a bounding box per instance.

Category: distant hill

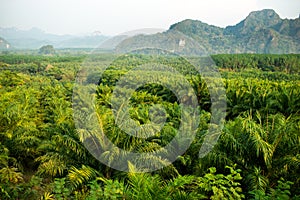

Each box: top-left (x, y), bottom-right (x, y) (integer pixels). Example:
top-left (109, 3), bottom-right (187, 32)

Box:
top-left (115, 9), bottom-right (300, 54)
top-left (2, 9), bottom-right (299, 52)
top-left (0, 27), bottom-right (109, 49)
top-left (98, 29), bottom-right (165, 49)
top-left (0, 37), bottom-right (11, 50)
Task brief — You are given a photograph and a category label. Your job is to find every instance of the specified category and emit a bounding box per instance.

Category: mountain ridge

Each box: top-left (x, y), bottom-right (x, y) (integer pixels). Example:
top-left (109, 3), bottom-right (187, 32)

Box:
top-left (116, 9), bottom-right (300, 54)
top-left (0, 27), bottom-right (109, 49)
top-left (1, 9), bottom-right (299, 52)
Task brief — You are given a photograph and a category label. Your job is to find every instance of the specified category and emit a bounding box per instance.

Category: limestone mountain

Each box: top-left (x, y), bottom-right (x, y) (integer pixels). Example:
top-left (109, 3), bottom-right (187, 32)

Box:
top-left (225, 9), bottom-right (282, 35)
top-left (115, 9), bottom-right (300, 54)
top-left (0, 37), bottom-right (11, 50)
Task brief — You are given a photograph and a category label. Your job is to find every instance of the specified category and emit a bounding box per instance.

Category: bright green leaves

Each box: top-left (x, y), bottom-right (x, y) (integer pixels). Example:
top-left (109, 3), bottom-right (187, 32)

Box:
top-left (67, 165), bottom-right (99, 189)
top-left (196, 165), bottom-right (244, 200)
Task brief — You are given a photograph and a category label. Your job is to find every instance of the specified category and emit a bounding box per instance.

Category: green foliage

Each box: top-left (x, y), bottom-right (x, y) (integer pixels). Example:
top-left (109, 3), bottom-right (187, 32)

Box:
top-left (67, 165), bottom-right (98, 189)
top-left (249, 178), bottom-right (293, 200)
top-left (196, 166), bottom-right (244, 200)
top-left (212, 54), bottom-right (300, 74)
top-left (0, 53), bottom-right (299, 199)
top-left (39, 45), bottom-right (55, 55)
top-left (52, 178), bottom-right (71, 200)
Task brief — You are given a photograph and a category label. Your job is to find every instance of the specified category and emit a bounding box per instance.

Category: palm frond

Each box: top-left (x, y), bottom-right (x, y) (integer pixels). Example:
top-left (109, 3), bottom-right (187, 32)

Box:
top-left (35, 153), bottom-right (67, 177)
top-left (67, 165), bottom-right (98, 189)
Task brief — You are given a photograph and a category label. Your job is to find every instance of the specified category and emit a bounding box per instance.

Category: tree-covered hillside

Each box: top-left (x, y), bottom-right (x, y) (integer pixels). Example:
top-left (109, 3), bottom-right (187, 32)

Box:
top-left (0, 37), bottom-right (10, 50)
top-left (116, 9), bottom-right (300, 54)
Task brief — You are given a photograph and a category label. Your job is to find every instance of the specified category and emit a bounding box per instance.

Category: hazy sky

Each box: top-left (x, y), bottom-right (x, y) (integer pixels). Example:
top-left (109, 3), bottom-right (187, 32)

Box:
top-left (0, 0), bottom-right (299, 36)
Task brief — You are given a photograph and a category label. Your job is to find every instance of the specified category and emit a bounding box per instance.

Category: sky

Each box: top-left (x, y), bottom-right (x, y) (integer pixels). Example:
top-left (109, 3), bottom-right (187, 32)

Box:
top-left (0, 0), bottom-right (299, 36)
